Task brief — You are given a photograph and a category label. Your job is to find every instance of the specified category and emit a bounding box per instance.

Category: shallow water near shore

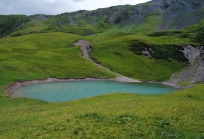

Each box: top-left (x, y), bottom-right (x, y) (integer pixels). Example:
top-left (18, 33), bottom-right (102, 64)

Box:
top-left (14, 81), bottom-right (176, 102)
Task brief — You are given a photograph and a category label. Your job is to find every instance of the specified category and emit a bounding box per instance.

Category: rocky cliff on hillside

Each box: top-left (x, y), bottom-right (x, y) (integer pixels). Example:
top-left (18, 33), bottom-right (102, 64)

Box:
top-left (1, 0), bottom-right (204, 36)
top-left (30, 14), bottom-right (53, 21)
top-left (168, 45), bottom-right (204, 84)
top-left (52, 0), bottom-right (204, 31)
top-left (129, 40), bottom-right (204, 84)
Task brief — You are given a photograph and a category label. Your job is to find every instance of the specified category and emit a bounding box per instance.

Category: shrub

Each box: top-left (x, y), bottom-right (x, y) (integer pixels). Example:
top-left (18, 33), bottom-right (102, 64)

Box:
top-left (128, 40), bottom-right (188, 61)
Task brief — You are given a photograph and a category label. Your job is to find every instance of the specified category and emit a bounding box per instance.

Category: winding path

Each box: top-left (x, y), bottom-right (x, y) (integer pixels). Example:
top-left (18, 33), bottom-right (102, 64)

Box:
top-left (74, 40), bottom-right (141, 83)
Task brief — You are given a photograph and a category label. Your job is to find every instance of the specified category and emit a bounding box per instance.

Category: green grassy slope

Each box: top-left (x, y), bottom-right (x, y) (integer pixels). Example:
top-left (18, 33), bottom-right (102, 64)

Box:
top-left (10, 18), bottom-right (102, 37)
top-left (0, 32), bottom-right (114, 96)
top-left (3, 0), bottom-right (203, 37)
top-left (0, 84), bottom-right (204, 138)
top-left (85, 32), bottom-right (192, 81)
top-left (10, 19), bottom-right (48, 36)
top-left (148, 21), bottom-right (204, 45)
top-left (0, 15), bottom-right (28, 36)
top-left (0, 1), bottom-right (204, 138)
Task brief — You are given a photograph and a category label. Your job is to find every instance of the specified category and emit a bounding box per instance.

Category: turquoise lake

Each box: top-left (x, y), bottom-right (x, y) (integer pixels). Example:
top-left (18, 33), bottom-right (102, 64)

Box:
top-left (14, 81), bottom-right (176, 102)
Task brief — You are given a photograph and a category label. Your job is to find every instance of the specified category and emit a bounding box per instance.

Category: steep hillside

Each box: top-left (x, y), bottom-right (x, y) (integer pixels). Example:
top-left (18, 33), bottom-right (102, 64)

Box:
top-left (0, 15), bottom-right (28, 37)
top-left (0, 32), bottom-right (114, 96)
top-left (83, 21), bottom-right (204, 83)
top-left (1, 0), bottom-right (204, 37)
top-left (84, 31), bottom-right (191, 81)
top-left (0, 0), bottom-right (204, 85)
top-left (0, 1), bottom-right (204, 138)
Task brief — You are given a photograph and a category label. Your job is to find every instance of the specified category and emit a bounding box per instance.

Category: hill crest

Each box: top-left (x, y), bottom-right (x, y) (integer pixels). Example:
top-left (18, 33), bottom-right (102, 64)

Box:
top-left (1, 0), bottom-right (204, 36)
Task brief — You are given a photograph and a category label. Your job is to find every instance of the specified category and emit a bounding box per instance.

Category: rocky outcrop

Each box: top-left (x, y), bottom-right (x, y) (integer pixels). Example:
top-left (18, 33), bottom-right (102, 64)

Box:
top-left (1, 0), bottom-right (204, 36)
top-left (50, 0), bottom-right (204, 30)
top-left (142, 47), bottom-right (154, 58)
top-left (168, 45), bottom-right (204, 84)
top-left (30, 14), bottom-right (53, 20)
top-left (181, 45), bottom-right (201, 66)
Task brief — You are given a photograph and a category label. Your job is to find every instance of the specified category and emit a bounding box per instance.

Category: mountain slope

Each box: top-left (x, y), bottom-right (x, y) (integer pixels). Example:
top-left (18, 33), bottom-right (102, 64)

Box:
top-left (1, 0), bottom-right (204, 37)
top-left (0, 0), bottom-right (204, 85)
top-left (0, 15), bottom-right (28, 37)
top-left (0, 1), bottom-right (204, 138)
top-left (0, 32), bottom-right (114, 96)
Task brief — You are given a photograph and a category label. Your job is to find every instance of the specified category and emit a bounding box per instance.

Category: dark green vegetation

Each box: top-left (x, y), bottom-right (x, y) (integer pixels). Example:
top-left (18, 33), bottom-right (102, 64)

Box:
top-left (0, 15), bottom-right (28, 37)
top-left (149, 21), bottom-right (204, 46)
top-left (0, 0), bottom-right (204, 138)
top-left (129, 40), bottom-right (187, 61)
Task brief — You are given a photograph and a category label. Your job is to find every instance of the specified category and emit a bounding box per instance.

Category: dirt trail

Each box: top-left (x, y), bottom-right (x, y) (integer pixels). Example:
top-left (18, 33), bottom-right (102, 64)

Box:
top-left (74, 40), bottom-right (141, 83)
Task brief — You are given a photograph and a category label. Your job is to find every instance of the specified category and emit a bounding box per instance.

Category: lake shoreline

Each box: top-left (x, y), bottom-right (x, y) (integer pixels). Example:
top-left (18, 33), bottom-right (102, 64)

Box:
top-left (147, 81), bottom-right (192, 89)
top-left (6, 77), bottom-right (114, 97)
top-left (6, 77), bottom-right (187, 98)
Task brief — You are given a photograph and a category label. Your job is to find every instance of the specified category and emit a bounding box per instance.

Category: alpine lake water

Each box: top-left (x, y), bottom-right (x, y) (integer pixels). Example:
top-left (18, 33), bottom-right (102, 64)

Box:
top-left (14, 81), bottom-right (176, 102)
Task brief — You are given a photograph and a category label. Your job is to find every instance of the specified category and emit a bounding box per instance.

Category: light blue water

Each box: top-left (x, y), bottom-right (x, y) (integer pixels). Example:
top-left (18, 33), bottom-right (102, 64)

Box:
top-left (14, 81), bottom-right (176, 102)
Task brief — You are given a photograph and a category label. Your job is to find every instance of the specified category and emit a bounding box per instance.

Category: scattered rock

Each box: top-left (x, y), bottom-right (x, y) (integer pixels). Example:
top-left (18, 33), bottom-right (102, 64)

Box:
top-left (32, 14), bottom-right (52, 21)
top-left (122, 117), bottom-right (132, 122)
top-left (181, 45), bottom-right (200, 66)
top-left (168, 45), bottom-right (204, 84)
top-left (142, 47), bottom-right (154, 58)
top-left (74, 40), bottom-right (92, 58)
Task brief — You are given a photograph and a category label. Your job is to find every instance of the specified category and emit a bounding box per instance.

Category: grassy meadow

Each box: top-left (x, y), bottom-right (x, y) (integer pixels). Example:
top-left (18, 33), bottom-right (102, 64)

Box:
top-left (85, 32), bottom-right (192, 81)
top-left (0, 32), bottom-right (114, 96)
top-left (0, 17), bottom-right (204, 138)
top-left (0, 84), bottom-right (204, 138)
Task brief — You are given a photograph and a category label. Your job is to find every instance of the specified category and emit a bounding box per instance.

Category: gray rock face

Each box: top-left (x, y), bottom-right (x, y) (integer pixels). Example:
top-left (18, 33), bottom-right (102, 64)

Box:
top-left (51, 0), bottom-right (204, 30)
top-left (168, 45), bottom-right (204, 84)
top-left (142, 47), bottom-right (154, 58)
top-left (200, 46), bottom-right (204, 66)
top-left (31, 14), bottom-right (53, 21)
top-left (181, 45), bottom-right (200, 66)
top-left (2, 0), bottom-right (204, 36)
